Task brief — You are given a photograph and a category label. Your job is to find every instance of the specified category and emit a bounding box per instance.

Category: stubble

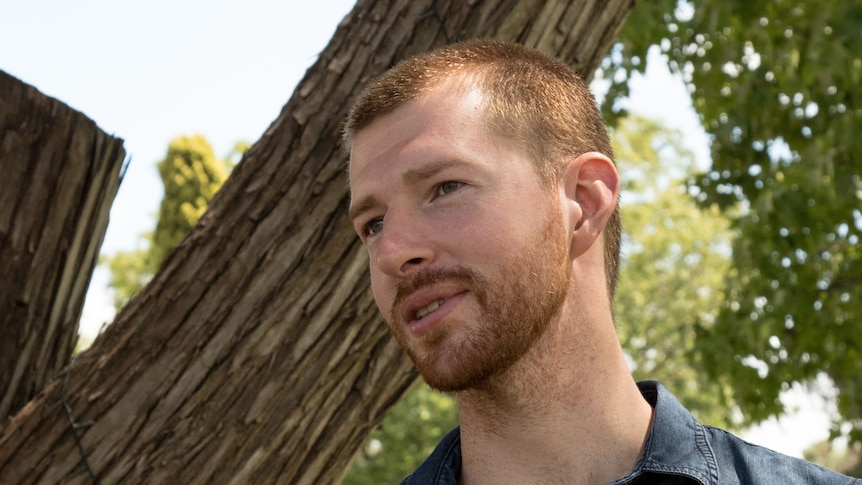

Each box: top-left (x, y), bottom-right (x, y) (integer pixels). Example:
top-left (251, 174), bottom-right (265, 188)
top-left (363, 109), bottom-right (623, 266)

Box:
top-left (388, 207), bottom-right (570, 393)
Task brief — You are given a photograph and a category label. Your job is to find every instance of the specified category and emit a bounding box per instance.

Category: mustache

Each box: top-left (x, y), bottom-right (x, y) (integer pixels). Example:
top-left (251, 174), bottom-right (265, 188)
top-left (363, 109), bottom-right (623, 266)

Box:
top-left (391, 266), bottom-right (482, 320)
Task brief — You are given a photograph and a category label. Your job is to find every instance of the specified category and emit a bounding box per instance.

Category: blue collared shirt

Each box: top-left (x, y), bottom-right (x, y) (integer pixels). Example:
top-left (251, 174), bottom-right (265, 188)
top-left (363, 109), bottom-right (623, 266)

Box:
top-left (400, 381), bottom-right (860, 484)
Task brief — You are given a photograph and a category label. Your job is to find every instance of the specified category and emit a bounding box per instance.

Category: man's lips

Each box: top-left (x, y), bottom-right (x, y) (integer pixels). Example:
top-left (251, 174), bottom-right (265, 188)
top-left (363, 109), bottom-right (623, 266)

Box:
top-left (397, 286), bottom-right (469, 336)
top-left (391, 266), bottom-right (479, 337)
top-left (400, 284), bottom-right (463, 323)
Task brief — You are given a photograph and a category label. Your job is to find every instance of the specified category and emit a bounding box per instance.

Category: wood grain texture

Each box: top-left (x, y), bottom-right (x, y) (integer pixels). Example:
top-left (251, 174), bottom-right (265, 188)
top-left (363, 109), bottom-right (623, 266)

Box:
top-left (0, 70), bottom-right (125, 421)
top-left (0, 0), bottom-right (634, 483)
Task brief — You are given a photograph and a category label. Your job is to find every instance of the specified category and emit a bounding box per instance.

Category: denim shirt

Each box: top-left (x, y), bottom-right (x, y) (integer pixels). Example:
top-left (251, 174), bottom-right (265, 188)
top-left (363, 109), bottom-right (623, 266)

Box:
top-left (400, 381), bottom-right (860, 484)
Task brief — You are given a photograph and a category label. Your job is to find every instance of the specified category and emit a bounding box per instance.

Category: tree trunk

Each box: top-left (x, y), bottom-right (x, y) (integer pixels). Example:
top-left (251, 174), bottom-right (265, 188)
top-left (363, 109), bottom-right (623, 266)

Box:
top-left (0, 0), bottom-right (634, 483)
top-left (0, 70), bottom-right (125, 421)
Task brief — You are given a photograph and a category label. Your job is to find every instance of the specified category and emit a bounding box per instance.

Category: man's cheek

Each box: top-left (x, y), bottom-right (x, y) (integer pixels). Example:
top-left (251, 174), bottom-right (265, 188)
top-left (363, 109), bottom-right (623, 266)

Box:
top-left (369, 277), bottom-right (393, 319)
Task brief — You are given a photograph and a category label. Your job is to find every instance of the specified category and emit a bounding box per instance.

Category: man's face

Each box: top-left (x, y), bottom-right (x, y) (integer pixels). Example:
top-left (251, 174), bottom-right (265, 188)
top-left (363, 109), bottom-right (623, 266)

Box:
top-left (348, 82), bottom-right (571, 392)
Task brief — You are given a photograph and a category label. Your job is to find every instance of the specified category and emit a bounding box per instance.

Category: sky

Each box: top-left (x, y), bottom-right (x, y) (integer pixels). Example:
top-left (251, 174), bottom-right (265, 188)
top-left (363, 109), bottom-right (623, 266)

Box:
top-left (1, 0), bottom-right (834, 460)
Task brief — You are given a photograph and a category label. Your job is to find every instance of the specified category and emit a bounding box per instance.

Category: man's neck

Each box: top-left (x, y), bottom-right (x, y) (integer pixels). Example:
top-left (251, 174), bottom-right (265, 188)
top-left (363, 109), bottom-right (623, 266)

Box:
top-left (455, 308), bottom-right (653, 485)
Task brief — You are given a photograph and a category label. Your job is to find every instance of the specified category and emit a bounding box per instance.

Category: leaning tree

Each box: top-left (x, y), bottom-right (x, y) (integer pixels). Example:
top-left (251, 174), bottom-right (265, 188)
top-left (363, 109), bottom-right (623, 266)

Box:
top-left (0, 0), bottom-right (635, 483)
top-left (0, 70), bottom-right (125, 423)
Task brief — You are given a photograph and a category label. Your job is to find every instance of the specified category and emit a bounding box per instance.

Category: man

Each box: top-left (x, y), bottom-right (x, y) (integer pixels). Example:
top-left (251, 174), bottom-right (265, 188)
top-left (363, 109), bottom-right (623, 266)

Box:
top-left (344, 40), bottom-right (858, 484)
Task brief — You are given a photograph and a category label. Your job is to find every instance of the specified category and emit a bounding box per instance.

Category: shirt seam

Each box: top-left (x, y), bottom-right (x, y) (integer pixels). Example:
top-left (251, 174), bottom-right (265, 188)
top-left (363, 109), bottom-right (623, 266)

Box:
top-left (433, 429), bottom-right (462, 483)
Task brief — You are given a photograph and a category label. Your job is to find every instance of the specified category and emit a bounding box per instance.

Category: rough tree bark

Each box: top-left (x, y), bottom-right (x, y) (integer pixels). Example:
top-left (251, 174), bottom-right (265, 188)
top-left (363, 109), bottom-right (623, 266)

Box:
top-left (0, 0), bottom-right (634, 483)
top-left (0, 70), bottom-right (125, 421)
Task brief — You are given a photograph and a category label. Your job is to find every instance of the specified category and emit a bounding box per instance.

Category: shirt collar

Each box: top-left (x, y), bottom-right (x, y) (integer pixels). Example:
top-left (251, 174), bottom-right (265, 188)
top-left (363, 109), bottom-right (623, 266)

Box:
top-left (404, 381), bottom-right (719, 484)
top-left (620, 380), bottom-right (718, 484)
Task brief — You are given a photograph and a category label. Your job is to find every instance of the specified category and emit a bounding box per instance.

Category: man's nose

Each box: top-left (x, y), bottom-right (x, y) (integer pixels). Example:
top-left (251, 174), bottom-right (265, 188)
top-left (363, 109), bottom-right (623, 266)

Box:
top-left (374, 211), bottom-right (434, 278)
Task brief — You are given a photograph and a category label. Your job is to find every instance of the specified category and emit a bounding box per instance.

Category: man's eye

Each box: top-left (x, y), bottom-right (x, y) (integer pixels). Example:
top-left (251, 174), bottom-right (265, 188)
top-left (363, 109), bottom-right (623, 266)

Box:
top-left (437, 181), bottom-right (463, 196)
top-left (365, 218), bottom-right (384, 237)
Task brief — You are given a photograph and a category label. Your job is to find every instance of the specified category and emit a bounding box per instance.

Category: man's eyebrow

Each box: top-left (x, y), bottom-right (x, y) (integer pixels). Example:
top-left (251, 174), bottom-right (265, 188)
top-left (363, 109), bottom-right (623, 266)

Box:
top-left (402, 159), bottom-right (460, 185)
top-left (349, 159), bottom-right (463, 223)
top-left (349, 194), bottom-right (379, 223)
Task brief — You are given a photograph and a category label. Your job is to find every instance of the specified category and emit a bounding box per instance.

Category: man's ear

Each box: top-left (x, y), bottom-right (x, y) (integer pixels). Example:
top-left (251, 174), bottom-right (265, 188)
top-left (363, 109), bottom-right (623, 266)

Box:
top-left (561, 152), bottom-right (620, 258)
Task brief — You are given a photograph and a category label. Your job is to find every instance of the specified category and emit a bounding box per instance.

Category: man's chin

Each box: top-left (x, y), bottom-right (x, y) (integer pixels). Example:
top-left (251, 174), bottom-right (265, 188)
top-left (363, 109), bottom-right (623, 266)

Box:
top-left (420, 373), bottom-right (479, 394)
top-left (414, 354), bottom-right (496, 394)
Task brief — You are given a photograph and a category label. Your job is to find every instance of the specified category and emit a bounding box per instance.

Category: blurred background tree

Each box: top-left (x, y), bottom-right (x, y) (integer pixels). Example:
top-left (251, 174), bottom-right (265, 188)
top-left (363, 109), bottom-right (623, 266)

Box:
top-left (101, 134), bottom-right (238, 310)
top-left (150, 134), bottom-right (228, 265)
top-left (604, 0), bottom-right (862, 443)
top-left (804, 439), bottom-right (862, 477)
top-left (612, 115), bottom-right (737, 428)
top-left (342, 383), bottom-right (458, 484)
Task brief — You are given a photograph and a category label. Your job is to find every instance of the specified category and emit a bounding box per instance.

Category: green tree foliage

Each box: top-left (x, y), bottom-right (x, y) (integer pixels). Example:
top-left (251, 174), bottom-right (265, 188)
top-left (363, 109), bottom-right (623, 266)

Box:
top-left (102, 244), bottom-right (153, 310)
top-left (613, 115), bottom-right (737, 428)
top-left (102, 135), bottom-right (233, 310)
top-left (605, 0), bottom-right (862, 440)
top-left (151, 134), bottom-right (228, 266)
top-left (342, 383), bottom-right (458, 485)
top-left (804, 440), bottom-right (862, 478)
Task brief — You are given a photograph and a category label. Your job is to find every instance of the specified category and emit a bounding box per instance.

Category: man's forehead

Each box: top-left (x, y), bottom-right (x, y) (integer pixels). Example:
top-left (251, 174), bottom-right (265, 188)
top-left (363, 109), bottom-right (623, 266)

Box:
top-left (349, 78), bottom-right (485, 159)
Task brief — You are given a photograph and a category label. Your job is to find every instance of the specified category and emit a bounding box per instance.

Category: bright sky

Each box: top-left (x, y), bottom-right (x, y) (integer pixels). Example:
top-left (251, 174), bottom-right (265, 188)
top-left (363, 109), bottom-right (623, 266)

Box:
top-left (1, 0), bottom-right (833, 461)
